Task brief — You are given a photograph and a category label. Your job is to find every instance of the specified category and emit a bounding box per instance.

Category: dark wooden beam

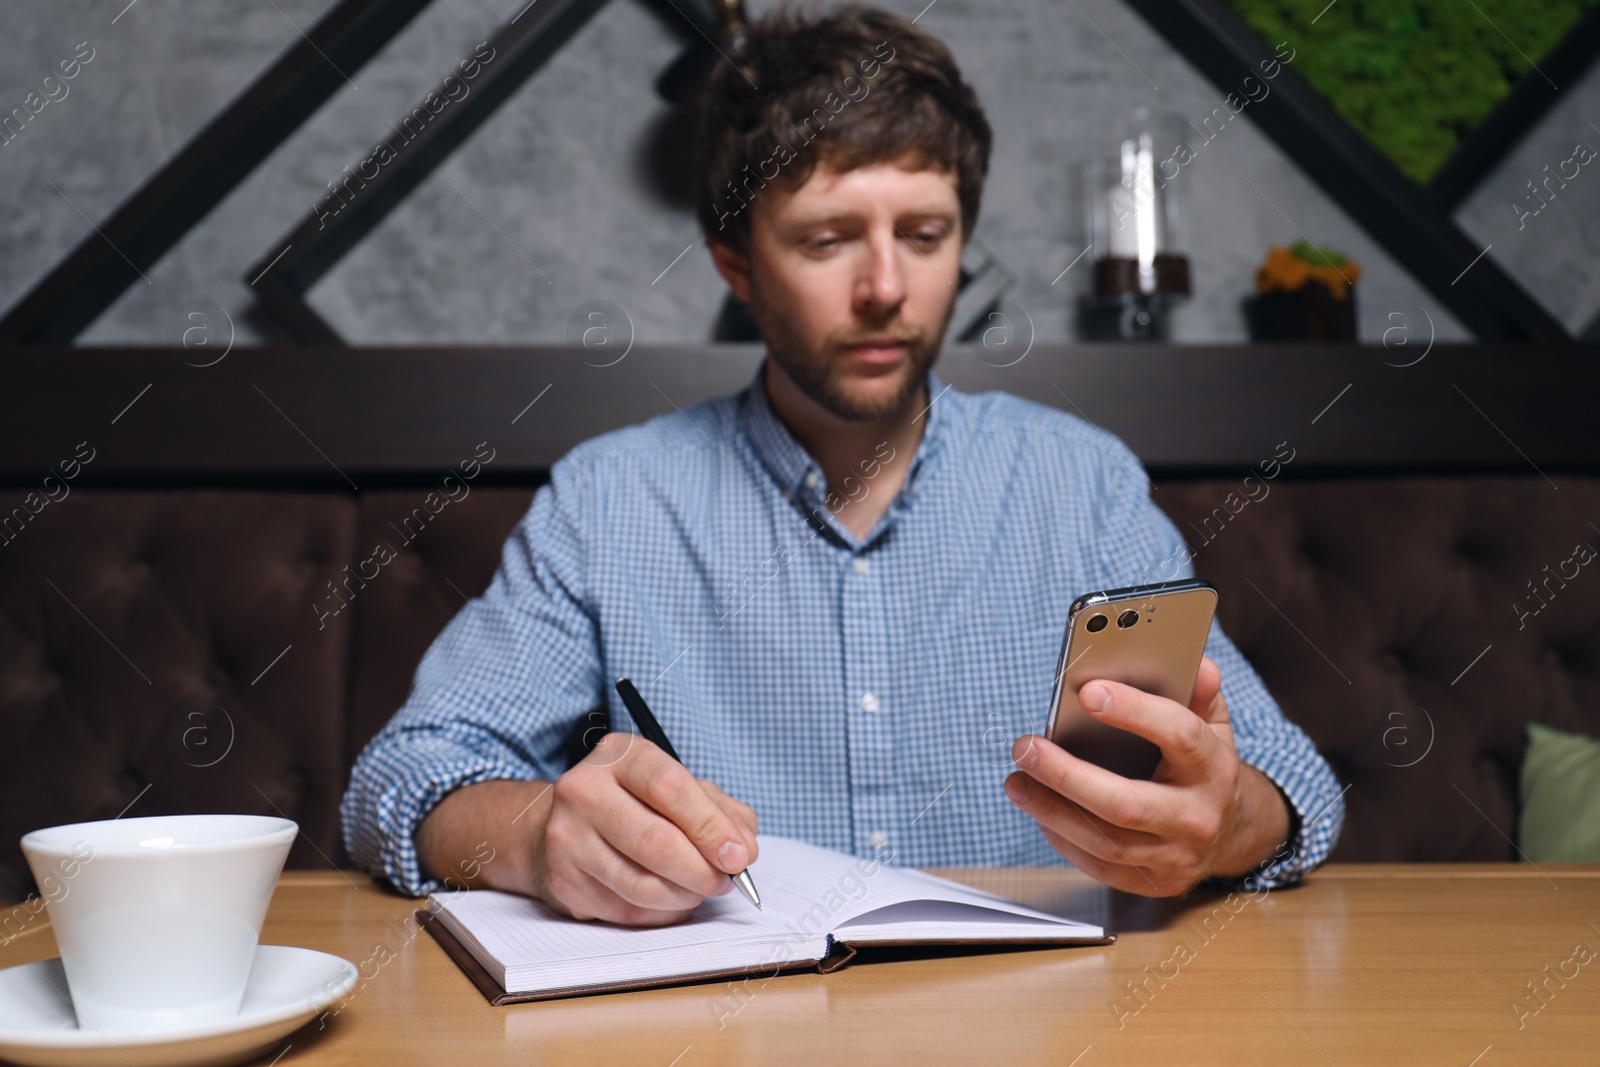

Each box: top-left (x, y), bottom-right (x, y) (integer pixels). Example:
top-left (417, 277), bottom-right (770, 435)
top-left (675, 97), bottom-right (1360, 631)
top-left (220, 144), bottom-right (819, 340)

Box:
top-left (0, 0), bottom-right (437, 344)
top-left (1429, 3), bottom-right (1600, 209)
top-left (251, 274), bottom-right (344, 345)
top-left (244, 0), bottom-right (614, 335)
top-left (1122, 0), bottom-right (1571, 342)
top-left (0, 344), bottom-right (1593, 486)
top-left (1584, 306), bottom-right (1600, 342)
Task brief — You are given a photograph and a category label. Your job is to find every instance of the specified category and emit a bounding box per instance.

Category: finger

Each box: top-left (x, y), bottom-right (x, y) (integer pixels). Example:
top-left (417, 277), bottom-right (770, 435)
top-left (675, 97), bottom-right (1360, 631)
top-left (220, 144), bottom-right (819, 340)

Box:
top-left (1011, 732), bottom-right (1167, 832)
top-left (1076, 677), bottom-right (1216, 776)
top-left (1189, 657), bottom-right (1233, 741)
top-left (711, 798), bottom-right (759, 857)
top-left (698, 780), bottom-right (760, 846)
top-left (575, 820), bottom-right (725, 912)
top-left (612, 742), bottom-right (754, 874)
top-left (541, 828), bottom-right (689, 924)
top-left (587, 782), bottom-right (735, 899)
top-left (1189, 656), bottom-right (1221, 716)
top-left (583, 728), bottom-right (643, 769)
top-left (1037, 825), bottom-right (1179, 897)
top-left (1003, 771), bottom-right (1161, 871)
top-left (1011, 733), bottom-right (1176, 833)
top-left (557, 864), bottom-right (700, 926)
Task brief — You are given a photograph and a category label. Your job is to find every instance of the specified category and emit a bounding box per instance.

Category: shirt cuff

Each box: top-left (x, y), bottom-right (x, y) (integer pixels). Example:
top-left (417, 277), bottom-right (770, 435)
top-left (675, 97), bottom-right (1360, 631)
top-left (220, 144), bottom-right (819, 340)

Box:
top-left (1202, 749), bottom-right (1346, 895)
top-left (344, 757), bottom-right (542, 897)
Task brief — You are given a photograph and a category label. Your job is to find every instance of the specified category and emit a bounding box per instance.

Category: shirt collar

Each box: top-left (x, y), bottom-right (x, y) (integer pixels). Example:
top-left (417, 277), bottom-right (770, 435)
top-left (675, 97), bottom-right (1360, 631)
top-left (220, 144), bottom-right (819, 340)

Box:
top-left (741, 361), bottom-right (815, 498)
top-left (740, 359), bottom-right (950, 511)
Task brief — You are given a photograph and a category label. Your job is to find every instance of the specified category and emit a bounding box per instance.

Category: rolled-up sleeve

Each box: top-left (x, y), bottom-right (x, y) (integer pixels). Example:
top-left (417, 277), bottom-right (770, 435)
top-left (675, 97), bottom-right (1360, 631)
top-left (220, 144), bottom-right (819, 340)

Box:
top-left (340, 456), bottom-right (602, 896)
top-left (1090, 437), bottom-right (1345, 890)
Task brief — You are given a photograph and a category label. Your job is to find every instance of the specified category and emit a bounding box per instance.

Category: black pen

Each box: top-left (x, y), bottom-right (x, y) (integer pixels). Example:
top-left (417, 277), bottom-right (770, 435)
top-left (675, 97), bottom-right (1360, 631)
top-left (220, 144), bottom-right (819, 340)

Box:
top-left (613, 677), bottom-right (762, 910)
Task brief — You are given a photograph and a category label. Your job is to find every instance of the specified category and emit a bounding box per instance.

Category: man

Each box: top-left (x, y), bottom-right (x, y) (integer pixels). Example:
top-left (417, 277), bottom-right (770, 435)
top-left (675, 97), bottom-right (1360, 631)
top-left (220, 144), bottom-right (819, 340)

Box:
top-left (342, 3), bottom-right (1344, 926)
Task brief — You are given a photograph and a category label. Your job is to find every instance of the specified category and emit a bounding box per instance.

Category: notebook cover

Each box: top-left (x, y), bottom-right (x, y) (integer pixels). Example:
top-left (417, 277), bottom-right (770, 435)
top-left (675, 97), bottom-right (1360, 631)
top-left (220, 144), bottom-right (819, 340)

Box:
top-left (420, 906), bottom-right (1115, 1004)
top-left (833, 932), bottom-right (1116, 954)
top-left (416, 909), bottom-right (841, 1005)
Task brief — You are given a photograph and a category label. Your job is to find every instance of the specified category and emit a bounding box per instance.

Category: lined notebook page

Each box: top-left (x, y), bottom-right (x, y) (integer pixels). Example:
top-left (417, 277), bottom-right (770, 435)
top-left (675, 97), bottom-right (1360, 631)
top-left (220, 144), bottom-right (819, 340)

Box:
top-left (751, 837), bottom-right (1104, 935)
top-left (869, 865), bottom-right (1106, 929)
top-left (834, 898), bottom-right (1105, 943)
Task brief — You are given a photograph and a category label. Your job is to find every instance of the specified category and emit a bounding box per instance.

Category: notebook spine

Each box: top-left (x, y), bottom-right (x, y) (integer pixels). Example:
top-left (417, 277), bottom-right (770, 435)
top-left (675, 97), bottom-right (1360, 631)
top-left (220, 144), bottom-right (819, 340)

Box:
top-left (815, 936), bottom-right (859, 974)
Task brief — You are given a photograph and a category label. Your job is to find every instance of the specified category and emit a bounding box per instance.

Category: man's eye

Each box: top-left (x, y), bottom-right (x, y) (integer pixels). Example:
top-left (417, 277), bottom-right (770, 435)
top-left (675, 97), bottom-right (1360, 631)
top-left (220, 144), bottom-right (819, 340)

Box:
top-left (912, 231), bottom-right (943, 246)
top-left (808, 236), bottom-right (839, 251)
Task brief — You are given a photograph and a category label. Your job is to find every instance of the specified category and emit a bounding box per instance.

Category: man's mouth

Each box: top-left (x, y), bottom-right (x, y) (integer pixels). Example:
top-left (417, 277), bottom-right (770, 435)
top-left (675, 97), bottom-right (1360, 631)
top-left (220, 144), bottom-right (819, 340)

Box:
top-left (840, 337), bottom-right (912, 365)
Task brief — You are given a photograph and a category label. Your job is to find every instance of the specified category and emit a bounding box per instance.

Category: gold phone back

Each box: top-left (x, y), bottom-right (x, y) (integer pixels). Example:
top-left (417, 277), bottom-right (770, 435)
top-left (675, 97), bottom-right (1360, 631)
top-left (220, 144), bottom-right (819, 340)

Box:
top-left (1046, 586), bottom-right (1217, 779)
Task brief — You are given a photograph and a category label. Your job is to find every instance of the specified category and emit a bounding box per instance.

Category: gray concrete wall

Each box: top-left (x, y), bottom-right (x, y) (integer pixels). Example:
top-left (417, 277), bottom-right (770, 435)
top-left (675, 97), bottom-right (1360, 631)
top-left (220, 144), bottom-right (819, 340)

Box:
top-left (1456, 57), bottom-right (1600, 339)
top-left (1, 0), bottom-right (1592, 347)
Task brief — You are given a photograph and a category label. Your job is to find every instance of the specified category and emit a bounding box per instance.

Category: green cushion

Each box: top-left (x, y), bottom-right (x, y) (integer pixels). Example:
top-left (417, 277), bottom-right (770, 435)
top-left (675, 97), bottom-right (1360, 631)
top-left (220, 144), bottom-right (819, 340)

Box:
top-left (1519, 722), bottom-right (1600, 863)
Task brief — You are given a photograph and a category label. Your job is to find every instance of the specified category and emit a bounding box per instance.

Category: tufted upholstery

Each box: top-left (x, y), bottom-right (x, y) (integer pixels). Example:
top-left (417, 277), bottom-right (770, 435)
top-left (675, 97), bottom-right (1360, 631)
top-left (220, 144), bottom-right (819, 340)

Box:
top-left (2, 474), bottom-right (1596, 901)
top-left (1152, 475), bottom-right (1600, 863)
top-left (345, 490), bottom-right (541, 764)
top-left (0, 491), bottom-right (356, 903)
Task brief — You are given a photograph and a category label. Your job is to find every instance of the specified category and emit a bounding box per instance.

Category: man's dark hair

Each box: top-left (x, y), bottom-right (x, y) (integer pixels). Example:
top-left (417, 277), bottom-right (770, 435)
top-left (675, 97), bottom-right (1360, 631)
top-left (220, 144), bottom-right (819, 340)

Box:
top-left (693, 2), bottom-right (992, 256)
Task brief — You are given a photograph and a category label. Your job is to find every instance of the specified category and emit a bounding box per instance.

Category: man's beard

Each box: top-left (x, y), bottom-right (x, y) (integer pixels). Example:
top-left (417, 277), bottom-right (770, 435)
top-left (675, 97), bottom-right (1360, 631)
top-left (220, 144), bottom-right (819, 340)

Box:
top-left (749, 276), bottom-right (951, 423)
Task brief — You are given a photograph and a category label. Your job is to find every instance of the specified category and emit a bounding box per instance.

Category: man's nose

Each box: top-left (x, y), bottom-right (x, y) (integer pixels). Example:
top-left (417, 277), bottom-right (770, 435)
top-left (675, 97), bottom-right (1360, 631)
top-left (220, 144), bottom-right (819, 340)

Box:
top-left (855, 227), bottom-right (908, 316)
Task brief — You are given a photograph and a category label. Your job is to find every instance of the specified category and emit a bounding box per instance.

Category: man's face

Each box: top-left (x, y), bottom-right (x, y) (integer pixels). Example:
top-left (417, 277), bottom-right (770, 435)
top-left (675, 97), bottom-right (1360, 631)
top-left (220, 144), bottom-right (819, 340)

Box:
top-left (714, 154), bottom-right (965, 422)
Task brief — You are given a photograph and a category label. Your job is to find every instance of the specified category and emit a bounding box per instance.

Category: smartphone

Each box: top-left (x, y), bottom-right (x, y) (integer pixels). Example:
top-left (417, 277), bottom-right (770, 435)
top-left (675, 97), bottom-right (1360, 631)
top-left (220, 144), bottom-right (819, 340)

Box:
top-left (1043, 578), bottom-right (1218, 780)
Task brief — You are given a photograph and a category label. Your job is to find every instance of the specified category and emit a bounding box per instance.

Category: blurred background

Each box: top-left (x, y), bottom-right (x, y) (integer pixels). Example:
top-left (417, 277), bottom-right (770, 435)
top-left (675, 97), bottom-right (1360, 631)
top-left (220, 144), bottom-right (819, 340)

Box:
top-left (2, 0), bottom-right (1597, 347)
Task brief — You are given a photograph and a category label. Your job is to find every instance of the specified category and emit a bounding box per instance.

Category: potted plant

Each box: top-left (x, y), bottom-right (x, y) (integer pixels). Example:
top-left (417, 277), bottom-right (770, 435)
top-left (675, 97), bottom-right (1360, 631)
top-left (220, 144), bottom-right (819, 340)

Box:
top-left (1245, 240), bottom-right (1361, 341)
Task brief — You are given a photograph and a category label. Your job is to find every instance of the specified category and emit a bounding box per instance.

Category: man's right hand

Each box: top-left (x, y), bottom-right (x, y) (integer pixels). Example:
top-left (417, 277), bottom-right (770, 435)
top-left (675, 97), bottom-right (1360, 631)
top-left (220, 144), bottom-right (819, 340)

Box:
top-left (531, 732), bottom-right (759, 925)
top-left (416, 732), bottom-right (759, 927)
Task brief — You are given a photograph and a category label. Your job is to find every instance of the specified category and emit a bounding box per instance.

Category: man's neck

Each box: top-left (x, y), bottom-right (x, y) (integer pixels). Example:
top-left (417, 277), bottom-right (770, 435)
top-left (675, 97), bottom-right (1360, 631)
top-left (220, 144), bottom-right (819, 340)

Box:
top-left (763, 359), bottom-right (928, 541)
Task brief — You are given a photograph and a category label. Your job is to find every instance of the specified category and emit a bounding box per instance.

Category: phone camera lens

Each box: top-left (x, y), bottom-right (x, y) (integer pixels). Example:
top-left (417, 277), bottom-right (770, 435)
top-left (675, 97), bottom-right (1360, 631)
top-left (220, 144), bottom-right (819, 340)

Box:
top-left (1117, 609), bottom-right (1140, 629)
top-left (1085, 613), bottom-right (1108, 633)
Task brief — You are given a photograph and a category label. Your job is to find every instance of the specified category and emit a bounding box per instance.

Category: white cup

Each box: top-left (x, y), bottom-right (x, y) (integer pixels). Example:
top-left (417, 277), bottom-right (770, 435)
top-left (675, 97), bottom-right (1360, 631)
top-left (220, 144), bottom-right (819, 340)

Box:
top-left (20, 814), bottom-right (297, 1033)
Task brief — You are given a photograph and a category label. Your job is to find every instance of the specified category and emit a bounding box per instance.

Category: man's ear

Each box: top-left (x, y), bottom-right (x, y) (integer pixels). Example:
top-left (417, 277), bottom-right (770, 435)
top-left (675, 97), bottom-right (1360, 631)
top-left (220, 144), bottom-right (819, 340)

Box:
top-left (708, 238), bottom-right (753, 304)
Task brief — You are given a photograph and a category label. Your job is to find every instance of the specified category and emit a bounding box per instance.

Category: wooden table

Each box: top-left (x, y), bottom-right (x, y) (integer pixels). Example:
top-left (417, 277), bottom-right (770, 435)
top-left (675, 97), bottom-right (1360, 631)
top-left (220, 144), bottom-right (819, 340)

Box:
top-left (4, 865), bottom-right (1598, 1066)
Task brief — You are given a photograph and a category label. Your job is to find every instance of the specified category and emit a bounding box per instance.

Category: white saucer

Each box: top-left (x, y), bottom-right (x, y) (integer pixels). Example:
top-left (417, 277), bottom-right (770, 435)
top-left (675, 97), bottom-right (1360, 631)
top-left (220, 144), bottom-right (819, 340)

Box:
top-left (0, 945), bottom-right (358, 1067)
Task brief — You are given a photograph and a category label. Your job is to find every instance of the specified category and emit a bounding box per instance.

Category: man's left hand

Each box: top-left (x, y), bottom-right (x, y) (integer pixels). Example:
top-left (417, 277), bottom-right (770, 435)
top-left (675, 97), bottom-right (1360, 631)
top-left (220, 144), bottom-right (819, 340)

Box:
top-left (1004, 655), bottom-right (1290, 896)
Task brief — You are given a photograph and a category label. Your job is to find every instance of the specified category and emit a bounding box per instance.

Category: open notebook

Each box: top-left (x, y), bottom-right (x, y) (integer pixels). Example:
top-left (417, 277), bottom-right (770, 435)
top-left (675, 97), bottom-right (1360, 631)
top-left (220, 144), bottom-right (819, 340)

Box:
top-left (422, 834), bottom-right (1112, 1004)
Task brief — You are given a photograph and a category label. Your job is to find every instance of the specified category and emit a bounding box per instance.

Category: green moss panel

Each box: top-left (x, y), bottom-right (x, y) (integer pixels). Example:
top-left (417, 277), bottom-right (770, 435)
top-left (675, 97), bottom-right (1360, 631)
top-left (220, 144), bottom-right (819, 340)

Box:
top-left (1222, 0), bottom-right (1598, 183)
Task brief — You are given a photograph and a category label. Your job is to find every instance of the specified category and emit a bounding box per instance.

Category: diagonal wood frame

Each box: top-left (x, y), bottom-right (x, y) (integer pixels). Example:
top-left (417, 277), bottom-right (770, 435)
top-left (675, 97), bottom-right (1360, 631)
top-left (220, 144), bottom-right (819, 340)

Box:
top-left (0, 0), bottom-right (1590, 344)
top-left (1427, 2), bottom-right (1600, 210)
top-left (1122, 0), bottom-right (1571, 342)
top-left (256, 0), bottom-right (1582, 343)
top-left (0, 0), bottom-right (439, 344)
top-left (245, 0), bottom-right (626, 343)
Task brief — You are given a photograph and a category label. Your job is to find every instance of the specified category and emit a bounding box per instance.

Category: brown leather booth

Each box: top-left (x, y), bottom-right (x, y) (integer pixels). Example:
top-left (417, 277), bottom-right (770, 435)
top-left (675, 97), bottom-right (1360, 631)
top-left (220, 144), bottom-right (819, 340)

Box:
top-left (1, 344), bottom-right (1595, 903)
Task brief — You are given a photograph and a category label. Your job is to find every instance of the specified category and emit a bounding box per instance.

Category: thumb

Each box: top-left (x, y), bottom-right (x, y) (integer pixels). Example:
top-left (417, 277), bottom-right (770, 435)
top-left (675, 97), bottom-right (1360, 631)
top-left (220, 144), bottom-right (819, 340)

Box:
top-left (700, 780), bottom-right (759, 853)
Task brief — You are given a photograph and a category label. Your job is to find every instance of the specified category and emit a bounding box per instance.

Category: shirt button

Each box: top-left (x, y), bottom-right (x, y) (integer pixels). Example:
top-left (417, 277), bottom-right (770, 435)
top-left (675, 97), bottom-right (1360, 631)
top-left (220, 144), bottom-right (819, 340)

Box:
top-left (852, 558), bottom-right (869, 575)
top-left (803, 471), bottom-right (820, 489)
top-left (859, 693), bottom-right (880, 713)
top-left (868, 831), bottom-right (889, 851)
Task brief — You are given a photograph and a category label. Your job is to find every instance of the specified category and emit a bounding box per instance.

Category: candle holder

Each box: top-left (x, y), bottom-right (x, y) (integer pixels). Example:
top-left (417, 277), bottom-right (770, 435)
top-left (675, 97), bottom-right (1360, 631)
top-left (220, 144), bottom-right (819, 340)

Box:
top-left (1077, 108), bottom-right (1192, 341)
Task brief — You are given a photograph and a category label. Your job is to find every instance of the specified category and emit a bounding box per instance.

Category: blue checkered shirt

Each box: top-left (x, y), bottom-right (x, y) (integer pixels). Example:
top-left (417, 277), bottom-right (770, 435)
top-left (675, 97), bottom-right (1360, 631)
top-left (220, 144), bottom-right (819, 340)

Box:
top-left (342, 365), bottom-right (1344, 897)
